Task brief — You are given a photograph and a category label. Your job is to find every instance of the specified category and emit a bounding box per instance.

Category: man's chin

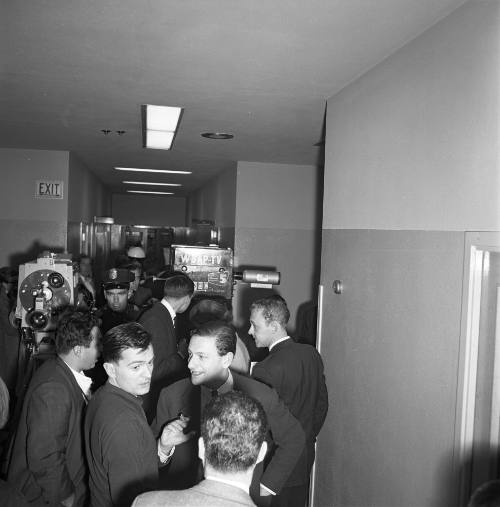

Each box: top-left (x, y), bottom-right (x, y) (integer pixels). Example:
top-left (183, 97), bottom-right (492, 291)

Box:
top-left (190, 374), bottom-right (204, 386)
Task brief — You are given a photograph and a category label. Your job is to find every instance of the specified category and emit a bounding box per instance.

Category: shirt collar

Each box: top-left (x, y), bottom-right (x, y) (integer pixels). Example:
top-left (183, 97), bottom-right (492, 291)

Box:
top-left (269, 335), bottom-right (291, 351)
top-left (203, 369), bottom-right (233, 396)
top-left (204, 475), bottom-right (249, 494)
top-left (161, 298), bottom-right (176, 323)
top-left (62, 359), bottom-right (93, 398)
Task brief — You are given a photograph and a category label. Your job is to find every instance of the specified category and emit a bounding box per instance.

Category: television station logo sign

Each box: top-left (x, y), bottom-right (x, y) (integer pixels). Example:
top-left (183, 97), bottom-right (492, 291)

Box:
top-left (35, 180), bottom-right (64, 199)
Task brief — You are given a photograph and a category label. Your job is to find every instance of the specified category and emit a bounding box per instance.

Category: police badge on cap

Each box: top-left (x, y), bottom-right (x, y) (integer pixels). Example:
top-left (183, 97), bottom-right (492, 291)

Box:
top-left (102, 268), bottom-right (134, 290)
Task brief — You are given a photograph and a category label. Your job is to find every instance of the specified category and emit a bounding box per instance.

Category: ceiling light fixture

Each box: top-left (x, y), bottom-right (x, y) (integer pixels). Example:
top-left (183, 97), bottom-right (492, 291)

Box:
top-left (201, 132), bottom-right (234, 140)
top-left (142, 104), bottom-right (183, 150)
top-left (115, 167), bottom-right (192, 175)
top-left (123, 181), bottom-right (181, 187)
top-left (127, 190), bottom-right (174, 195)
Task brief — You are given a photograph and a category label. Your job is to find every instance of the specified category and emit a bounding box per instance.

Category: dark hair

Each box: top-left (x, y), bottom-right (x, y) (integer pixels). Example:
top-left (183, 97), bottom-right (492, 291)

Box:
top-left (469, 480), bottom-right (500, 507)
top-left (0, 267), bottom-right (17, 284)
top-left (202, 391), bottom-right (267, 472)
top-left (191, 320), bottom-right (236, 356)
top-left (55, 309), bottom-right (100, 355)
top-left (164, 272), bottom-right (194, 299)
top-left (102, 322), bottom-right (151, 363)
top-left (250, 295), bottom-right (290, 327)
top-left (115, 255), bottom-right (141, 272)
top-left (189, 298), bottom-right (232, 327)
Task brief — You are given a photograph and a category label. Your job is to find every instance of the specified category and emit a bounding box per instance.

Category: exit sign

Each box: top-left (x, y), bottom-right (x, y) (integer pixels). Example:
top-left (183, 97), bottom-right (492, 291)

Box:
top-left (35, 180), bottom-right (64, 199)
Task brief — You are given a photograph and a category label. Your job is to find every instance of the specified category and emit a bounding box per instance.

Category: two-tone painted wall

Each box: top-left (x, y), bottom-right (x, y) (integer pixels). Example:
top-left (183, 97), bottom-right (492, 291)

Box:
top-left (316, 1), bottom-right (500, 506)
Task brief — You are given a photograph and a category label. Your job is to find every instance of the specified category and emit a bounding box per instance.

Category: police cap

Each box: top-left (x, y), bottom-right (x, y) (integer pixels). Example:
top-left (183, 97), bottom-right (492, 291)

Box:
top-left (102, 268), bottom-right (134, 290)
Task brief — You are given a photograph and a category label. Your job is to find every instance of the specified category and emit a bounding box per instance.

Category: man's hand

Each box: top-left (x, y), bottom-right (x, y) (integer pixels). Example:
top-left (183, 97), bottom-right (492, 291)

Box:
top-left (159, 414), bottom-right (195, 454)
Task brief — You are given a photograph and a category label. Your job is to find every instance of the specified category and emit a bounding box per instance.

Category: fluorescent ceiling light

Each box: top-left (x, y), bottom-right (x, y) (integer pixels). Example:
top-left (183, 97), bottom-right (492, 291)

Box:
top-left (146, 105), bottom-right (182, 132)
top-left (123, 181), bottom-right (181, 187)
top-left (142, 104), bottom-right (183, 150)
top-left (145, 130), bottom-right (175, 150)
top-left (115, 167), bottom-right (192, 174)
top-left (127, 190), bottom-right (174, 195)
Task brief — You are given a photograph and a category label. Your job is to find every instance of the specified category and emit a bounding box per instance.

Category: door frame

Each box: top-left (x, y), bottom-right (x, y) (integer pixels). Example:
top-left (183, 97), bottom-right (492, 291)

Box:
top-left (455, 231), bottom-right (500, 505)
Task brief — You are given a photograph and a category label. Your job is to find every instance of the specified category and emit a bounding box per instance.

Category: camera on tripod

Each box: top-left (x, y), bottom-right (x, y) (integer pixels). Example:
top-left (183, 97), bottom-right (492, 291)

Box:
top-left (16, 252), bottom-right (75, 357)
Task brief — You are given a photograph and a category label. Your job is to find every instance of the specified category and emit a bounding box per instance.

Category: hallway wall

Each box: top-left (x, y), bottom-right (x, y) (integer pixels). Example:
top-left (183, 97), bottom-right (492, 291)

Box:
top-left (0, 148), bottom-right (69, 267)
top-left (317, 1), bottom-right (500, 506)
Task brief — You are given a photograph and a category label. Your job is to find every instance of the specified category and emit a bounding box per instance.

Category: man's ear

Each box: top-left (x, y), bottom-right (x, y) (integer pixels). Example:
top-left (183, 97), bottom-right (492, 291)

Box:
top-left (198, 437), bottom-right (205, 463)
top-left (256, 441), bottom-right (268, 464)
top-left (222, 352), bottom-right (234, 369)
top-left (128, 288), bottom-right (134, 299)
top-left (73, 345), bottom-right (82, 357)
top-left (103, 361), bottom-right (115, 380)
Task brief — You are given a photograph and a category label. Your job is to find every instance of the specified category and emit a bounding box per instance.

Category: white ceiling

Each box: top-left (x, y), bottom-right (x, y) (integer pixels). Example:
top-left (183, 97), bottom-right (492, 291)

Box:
top-left (1, 0), bottom-right (467, 196)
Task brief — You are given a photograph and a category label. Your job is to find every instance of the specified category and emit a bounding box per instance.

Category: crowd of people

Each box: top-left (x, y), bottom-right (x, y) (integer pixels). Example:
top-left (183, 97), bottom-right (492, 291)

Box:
top-left (0, 248), bottom-right (330, 507)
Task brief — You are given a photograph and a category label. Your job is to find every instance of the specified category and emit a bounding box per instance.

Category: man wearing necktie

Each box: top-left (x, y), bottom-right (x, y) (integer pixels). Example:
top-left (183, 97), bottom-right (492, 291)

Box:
top-left (8, 309), bottom-right (101, 507)
top-left (152, 320), bottom-right (306, 507)
top-left (139, 272), bottom-right (194, 423)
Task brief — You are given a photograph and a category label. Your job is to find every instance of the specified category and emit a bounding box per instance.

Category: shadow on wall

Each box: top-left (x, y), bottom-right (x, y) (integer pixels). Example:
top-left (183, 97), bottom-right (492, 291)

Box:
top-left (8, 241), bottom-right (66, 270)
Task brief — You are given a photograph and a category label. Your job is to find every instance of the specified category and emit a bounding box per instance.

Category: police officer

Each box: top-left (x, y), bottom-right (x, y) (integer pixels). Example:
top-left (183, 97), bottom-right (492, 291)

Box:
top-left (99, 268), bottom-right (138, 334)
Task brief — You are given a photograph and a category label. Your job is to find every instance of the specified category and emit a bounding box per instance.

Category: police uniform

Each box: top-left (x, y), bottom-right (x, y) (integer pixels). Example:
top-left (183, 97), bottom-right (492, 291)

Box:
top-left (88, 268), bottom-right (137, 392)
top-left (99, 268), bottom-right (138, 334)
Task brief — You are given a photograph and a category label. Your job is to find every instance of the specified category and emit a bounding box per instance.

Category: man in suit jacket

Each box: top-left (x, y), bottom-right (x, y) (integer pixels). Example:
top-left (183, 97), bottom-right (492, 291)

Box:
top-left (152, 320), bottom-right (305, 507)
top-left (133, 391), bottom-right (268, 507)
top-left (250, 295), bottom-right (329, 507)
top-left (8, 309), bottom-right (101, 506)
top-left (139, 272), bottom-right (194, 422)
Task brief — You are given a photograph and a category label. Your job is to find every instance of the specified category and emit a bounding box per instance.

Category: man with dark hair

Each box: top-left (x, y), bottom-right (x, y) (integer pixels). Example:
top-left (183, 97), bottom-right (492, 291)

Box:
top-left (139, 272), bottom-right (194, 422)
top-left (133, 391), bottom-right (268, 506)
top-left (469, 480), bottom-right (500, 507)
top-left (85, 322), bottom-right (192, 507)
top-left (250, 295), bottom-right (329, 507)
top-left (153, 320), bottom-right (305, 506)
top-left (8, 309), bottom-right (100, 506)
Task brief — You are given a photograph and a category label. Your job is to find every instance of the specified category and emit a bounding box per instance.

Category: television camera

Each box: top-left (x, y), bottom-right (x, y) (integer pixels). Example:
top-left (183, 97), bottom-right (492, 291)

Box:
top-left (16, 252), bottom-right (76, 358)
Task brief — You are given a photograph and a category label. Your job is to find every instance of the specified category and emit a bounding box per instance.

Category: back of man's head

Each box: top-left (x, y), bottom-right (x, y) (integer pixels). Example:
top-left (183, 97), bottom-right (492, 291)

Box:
top-left (250, 294), bottom-right (290, 328)
top-left (201, 391), bottom-right (267, 473)
top-left (56, 308), bottom-right (100, 356)
top-left (469, 480), bottom-right (500, 507)
top-left (163, 272), bottom-right (194, 300)
top-left (102, 322), bottom-right (151, 363)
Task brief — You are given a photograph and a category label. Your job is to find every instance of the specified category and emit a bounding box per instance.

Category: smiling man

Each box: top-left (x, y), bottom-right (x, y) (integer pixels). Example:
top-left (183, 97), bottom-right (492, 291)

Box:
top-left (85, 322), bottom-right (193, 507)
top-left (8, 309), bottom-right (100, 507)
top-left (153, 320), bottom-right (305, 507)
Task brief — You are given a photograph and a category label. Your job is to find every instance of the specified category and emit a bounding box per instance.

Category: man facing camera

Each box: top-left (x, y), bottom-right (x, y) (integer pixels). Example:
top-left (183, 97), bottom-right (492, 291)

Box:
top-left (8, 309), bottom-right (100, 507)
top-left (152, 320), bottom-right (305, 506)
top-left (85, 322), bottom-right (193, 507)
top-left (133, 391), bottom-right (268, 507)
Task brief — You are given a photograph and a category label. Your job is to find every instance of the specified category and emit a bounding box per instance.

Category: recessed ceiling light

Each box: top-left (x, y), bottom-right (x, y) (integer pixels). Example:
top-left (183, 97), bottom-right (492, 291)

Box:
top-left (127, 190), bottom-right (174, 195)
top-left (115, 167), bottom-right (192, 175)
top-left (123, 181), bottom-right (181, 187)
top-left (142, 105), bottom-right (183, 150)
top-left (201, 132), bottom-right (234, 140)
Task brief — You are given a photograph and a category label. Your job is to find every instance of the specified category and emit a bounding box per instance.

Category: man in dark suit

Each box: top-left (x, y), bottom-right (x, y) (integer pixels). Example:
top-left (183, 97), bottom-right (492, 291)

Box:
top-left (249, 295), bottom-right (329, 507)
top-left (8, 309), bottom-right (101, 506)
top-left (139, 272), bottom-right (194, 422)
top-left (133, 391), bottom-right (268, 507)
top-left (152, 320), bottom-right (305, 507)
